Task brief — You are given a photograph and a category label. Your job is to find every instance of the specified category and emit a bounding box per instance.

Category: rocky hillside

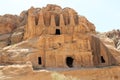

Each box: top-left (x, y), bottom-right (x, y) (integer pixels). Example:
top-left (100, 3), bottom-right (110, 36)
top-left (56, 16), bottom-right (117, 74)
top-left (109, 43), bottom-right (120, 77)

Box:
top-left (106, 29), bottom-right (120, 50)
top-left (0, 4), bottom-right (119, 68)
top-left (0, 4), bottom-right (120, 80)
top-left (0, 4), bottom-right (95, 48)
top-left (96, 29), bottom-right (120, 51)
top-left (0, 11), bottom-right (28, 47)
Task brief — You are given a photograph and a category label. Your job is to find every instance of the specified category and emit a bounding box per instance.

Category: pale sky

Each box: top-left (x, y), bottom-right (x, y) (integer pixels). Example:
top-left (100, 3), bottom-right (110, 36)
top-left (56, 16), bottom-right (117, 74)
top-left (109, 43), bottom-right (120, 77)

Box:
top-left (0, 0), bottom-right (120, 32)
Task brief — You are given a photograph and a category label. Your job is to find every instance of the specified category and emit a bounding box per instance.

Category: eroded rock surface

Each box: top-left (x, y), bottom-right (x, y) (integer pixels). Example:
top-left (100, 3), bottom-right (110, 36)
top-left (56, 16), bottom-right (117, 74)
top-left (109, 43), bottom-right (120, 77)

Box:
top-left (0, 4), bottom-right (119, 69)
top-left (106, 29), bottom-right (120, 50)
top-left (0, 4), bottom-right (120, 80)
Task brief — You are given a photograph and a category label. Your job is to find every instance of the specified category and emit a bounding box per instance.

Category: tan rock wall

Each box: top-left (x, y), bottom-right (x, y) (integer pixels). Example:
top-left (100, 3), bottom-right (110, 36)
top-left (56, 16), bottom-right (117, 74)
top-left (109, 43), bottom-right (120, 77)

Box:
top-left (0, 4), bottom-right (119, 69)
top-left (26, 34), bottom-right (94, 68)
top-left (23, 5), bottom-right (95, 40)
top-left (28, 50), bottom-right (45, 69)
top-left (90, 35), bottom-right (117, 66)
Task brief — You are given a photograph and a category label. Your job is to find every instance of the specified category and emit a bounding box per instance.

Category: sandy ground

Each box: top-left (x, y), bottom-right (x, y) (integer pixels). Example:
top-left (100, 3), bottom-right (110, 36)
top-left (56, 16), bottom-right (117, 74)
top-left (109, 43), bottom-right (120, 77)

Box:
top-left (0, 65), bottom-right (120, 80)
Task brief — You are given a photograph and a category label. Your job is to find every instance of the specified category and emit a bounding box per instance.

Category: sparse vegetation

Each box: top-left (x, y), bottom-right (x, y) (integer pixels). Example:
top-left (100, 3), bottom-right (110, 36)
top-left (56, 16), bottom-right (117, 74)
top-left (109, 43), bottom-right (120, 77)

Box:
top-left (51, 72), bottom-right (80, 80)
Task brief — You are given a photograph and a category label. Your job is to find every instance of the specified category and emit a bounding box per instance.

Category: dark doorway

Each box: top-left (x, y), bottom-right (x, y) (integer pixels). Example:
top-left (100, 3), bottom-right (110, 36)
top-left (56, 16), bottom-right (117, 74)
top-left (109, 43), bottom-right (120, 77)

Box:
top-left (66, 57), bottom-right (74, 68)
top-left (38, 57), bottom-right (42, 65)
top-left (55, 29), bottom-right (60, 35)
top-left (101, 56), bottom-right (105, 63)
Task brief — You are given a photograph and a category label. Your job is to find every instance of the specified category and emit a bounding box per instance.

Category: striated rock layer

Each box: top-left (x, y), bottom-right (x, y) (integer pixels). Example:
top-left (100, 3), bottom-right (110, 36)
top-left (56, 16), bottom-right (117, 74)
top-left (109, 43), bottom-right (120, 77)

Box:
top-left (0, 4), bottom-right (120, 69)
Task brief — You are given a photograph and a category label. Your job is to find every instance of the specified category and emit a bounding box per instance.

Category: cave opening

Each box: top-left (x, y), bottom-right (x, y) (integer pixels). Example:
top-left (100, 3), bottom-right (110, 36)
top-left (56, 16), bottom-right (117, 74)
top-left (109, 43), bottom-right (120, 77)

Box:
top-left (101, 56), bottom-right (105, 63)
top-left (66, 57), bottom-right (74, 68)
top-left (55, 29), bottom-right (61, 35)
top-left (38, 57), bottom-right (42, 65)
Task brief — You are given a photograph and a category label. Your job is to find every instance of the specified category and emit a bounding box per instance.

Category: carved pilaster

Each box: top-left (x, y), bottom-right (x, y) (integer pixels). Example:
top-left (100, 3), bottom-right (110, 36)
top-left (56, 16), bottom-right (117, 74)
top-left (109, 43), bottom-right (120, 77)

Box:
top-left (24, 7), bottom-right (36, 39)
top-left (50, 15), bottom-right (56, 26)
top-left (38, 11), bottom-right (44, 26)
top-left (60, 14), bottom-right (66, 33)
top-left (69, 13), bottom-right (75, 26)
top-left (60, 14), bottom-right (65, 26)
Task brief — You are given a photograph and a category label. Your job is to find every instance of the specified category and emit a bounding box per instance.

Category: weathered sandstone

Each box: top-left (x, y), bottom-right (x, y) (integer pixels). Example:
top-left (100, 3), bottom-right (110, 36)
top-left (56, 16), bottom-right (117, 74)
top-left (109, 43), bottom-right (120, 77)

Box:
top-left (0, 4), bottom-right (120, 80)
top-left (0, 4), bottom-right (119, 69)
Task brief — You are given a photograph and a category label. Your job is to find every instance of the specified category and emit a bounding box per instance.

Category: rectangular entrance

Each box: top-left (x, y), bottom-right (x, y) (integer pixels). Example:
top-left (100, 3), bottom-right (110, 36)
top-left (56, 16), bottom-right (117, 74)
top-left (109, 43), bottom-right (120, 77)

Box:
top-left (38, 57), bottom-right (42, 65)
top-left (55, 29), bottom-right (61, 35)
top-left (101, 56), bottom-right (105, 63)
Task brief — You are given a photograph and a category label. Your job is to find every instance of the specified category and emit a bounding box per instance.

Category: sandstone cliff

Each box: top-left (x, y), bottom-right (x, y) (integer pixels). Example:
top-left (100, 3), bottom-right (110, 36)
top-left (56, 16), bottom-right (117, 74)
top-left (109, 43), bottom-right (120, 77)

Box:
top-left (0, 4), bottom-right (120, 80)
top-left (0, 11), bottom-right (27, 47)
top-left (106, 29), bottom-right (120, 50)
top-left (97, 29), bottom-right (120, 64)
top-left (23, 4), bottom-right (95, 40)
top-left (0, 4), bottom-right (119, 69)
top-left (0, 4), bottom-right (95, 48)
